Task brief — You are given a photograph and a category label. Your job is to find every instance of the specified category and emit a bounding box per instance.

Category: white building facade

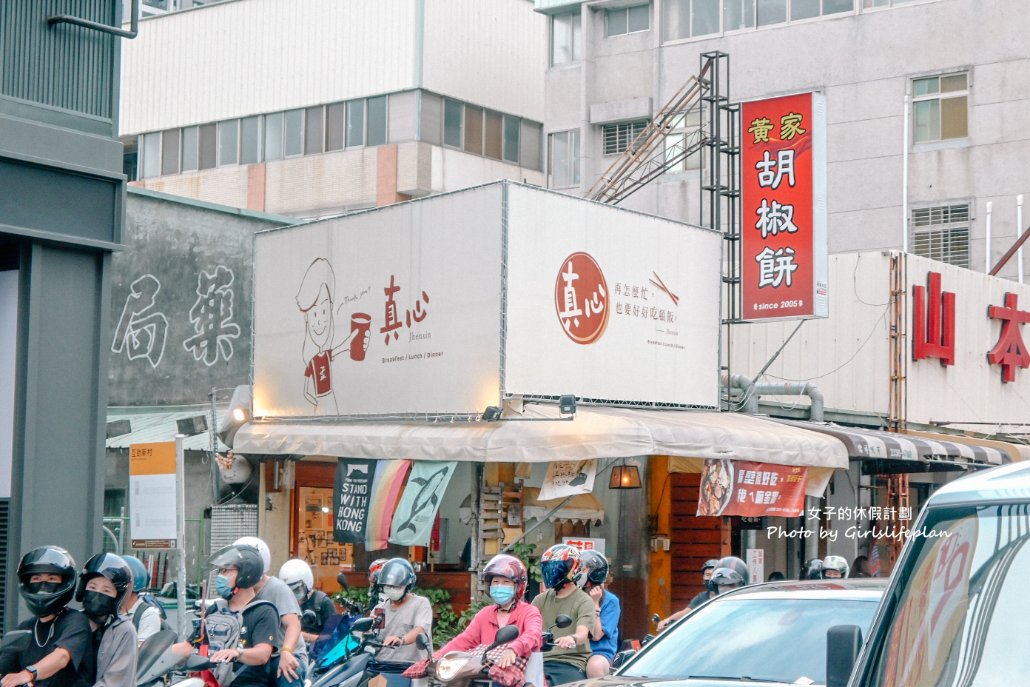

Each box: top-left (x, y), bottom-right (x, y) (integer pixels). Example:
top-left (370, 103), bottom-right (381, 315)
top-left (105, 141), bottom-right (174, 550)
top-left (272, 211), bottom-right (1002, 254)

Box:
top-left (536, 0), bottom-right (1030, 281)
top-left (122, 0), bottom-right (547, 217)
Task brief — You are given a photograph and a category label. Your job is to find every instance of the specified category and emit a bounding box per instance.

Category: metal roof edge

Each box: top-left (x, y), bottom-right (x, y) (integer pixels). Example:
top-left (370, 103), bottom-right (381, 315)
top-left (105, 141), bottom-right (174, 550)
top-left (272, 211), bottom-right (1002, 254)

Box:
top-left (128, 186), bottom-right (298, 226)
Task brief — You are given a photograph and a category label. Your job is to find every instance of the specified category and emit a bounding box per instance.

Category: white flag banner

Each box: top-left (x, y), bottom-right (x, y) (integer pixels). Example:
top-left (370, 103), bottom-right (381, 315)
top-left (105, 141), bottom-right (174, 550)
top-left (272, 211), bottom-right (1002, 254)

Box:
top-left (538, 460), bottom-right (597, 501)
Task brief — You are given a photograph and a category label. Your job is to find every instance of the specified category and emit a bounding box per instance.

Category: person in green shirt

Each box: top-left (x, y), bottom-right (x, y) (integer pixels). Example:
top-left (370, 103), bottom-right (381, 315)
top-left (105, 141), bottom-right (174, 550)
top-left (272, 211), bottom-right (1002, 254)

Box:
top-left (531, 545), bottom-right (594, 686)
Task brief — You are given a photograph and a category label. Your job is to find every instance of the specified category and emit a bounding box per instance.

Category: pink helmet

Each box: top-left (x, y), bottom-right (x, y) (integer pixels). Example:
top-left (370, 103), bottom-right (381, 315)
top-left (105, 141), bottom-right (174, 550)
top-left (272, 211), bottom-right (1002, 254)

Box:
top-left (482, 554), bottom-right (529, 600)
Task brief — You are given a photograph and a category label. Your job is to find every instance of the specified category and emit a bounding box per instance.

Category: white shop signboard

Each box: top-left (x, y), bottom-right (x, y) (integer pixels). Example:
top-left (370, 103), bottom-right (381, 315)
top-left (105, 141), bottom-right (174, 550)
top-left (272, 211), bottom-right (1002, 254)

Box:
top-left (252, 182), bottom-right (722, 418)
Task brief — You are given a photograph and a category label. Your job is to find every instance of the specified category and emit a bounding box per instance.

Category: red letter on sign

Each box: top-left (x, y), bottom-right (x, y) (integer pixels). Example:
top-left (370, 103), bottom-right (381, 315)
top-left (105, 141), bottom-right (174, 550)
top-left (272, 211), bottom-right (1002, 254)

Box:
top-left (912, 272), bottom-right (956, 366)
top-left (987, 292), bottom-right (1030, 383)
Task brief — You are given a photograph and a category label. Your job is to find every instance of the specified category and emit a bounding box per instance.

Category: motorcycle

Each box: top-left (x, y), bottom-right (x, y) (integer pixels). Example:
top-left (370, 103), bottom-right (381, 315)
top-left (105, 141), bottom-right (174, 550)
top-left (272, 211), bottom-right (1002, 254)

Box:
top-left (610, 613), bottom-right (659, 670)
top-left (307, 615), bottom-right (390, 687)
top-left (136, 629), bottom-right (213, 687)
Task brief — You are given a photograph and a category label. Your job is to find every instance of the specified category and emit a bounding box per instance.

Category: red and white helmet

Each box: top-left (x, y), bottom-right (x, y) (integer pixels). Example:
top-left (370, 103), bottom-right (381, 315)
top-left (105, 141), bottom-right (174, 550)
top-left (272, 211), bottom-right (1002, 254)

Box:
top-left (482, 554), bottom-right (529, 600)
top-left (368, 558), bottom-right (388, 585)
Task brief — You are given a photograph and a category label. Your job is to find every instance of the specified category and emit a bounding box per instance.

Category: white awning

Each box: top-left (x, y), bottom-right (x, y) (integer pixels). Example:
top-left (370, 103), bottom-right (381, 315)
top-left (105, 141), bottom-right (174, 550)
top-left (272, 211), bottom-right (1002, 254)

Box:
top-left (235, 406), bottom-right (848, 476)
top-left (522, 487), bottom-right (606, 525)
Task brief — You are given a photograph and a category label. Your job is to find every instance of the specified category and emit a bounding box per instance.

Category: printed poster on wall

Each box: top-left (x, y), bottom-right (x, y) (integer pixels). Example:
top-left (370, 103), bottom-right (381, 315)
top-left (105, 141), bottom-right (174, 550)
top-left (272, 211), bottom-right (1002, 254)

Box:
top-left (538, 460), bottom-right (597, 501)
top-left (696, 459), bottom-right (806, 517)
top-left (333, 458), bottom-right (377, 544)
top-left (129, 442), bottom-right (177, 549)
top-left (741, 92), bottom-right (828, 321)
top-left (389, 461), bottom-right (458, 547)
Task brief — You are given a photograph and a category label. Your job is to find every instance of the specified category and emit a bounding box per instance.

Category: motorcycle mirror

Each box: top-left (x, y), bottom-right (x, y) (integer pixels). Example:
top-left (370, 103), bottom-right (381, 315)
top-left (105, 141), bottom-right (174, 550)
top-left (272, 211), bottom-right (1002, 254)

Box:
top-left (415, 634), bottom-right (430, 651)
top-left (554, 615), bottom-right (573, 629)
top-left (351, 617), bottom-right (375, 634)
top-left (490, 624), bottom-right (520, 649)
top-left (0, 631), bottom-right (30, 654)
top-left (651, 613), bottom-right (660, 625)
top-left (337, 572), bottom-right (349, 588)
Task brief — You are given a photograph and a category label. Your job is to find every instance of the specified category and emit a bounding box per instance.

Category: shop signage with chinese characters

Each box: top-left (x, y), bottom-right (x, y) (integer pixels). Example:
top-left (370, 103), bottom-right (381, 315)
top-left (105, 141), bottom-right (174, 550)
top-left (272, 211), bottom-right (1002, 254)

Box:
top-left (741, 92), bottom-right (828, 321)
top-left (696, 459), bottom-right (807, 517)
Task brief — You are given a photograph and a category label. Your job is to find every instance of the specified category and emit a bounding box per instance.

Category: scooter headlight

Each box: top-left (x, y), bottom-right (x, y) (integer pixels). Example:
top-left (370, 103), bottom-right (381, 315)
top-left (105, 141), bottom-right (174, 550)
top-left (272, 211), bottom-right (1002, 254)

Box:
top-left (435, 655), bottom-right (469, 681)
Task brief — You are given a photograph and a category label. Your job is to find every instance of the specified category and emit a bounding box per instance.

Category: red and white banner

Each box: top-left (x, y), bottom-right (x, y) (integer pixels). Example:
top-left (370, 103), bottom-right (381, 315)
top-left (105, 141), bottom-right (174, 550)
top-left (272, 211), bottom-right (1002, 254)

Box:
top-left (696, 459), bottom-right (807, 517)
top-left (741, 92), bottom-right (828, 321)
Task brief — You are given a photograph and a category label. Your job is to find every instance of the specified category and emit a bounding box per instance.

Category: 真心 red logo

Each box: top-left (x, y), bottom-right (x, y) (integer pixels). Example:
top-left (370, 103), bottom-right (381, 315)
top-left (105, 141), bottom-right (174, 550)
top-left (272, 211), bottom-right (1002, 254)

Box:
top-left (555, 252), bottom-right (609, 345)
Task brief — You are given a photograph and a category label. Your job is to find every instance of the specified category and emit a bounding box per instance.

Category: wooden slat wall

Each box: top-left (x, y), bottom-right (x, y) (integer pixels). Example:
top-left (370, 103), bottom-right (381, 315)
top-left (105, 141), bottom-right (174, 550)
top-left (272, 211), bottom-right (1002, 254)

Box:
top-left (669, 473), bottom-right (729, 609)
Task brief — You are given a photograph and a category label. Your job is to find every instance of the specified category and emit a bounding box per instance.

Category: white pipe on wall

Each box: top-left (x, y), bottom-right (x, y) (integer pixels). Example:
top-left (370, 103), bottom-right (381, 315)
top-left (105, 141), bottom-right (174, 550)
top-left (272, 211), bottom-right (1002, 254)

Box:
top-left (1018, 194), bottom-right (1025, 283)
top-left (986, 201), bottom-right (993, 273)
top-left (902, 87), bottom-right (910, 253)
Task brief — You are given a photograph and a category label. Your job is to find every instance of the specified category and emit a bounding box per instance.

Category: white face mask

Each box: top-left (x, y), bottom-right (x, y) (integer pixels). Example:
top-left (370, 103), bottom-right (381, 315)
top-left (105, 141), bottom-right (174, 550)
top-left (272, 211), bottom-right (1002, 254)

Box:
top-left (384, 585), bottom-right (405, 602)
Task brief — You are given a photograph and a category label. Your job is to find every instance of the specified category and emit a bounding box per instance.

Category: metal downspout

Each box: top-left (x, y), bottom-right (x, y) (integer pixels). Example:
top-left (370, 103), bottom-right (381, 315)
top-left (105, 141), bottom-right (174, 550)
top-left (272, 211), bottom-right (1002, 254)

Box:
top-left (722, 375), bottom-right (825, 421)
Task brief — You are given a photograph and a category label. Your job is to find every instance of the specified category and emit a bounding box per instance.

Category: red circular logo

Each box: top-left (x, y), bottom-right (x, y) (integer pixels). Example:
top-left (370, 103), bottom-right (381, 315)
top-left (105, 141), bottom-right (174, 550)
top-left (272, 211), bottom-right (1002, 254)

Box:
top-left (554, 252), bottom-right (609, 345)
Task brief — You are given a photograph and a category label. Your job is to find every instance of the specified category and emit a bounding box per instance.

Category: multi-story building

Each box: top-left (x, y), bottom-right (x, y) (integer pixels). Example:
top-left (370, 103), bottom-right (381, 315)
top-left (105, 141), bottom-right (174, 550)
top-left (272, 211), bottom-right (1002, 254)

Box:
top-left (536, 0), bottom-right (1029, 280)
top-left (121, 0), bottom-right (547, 218)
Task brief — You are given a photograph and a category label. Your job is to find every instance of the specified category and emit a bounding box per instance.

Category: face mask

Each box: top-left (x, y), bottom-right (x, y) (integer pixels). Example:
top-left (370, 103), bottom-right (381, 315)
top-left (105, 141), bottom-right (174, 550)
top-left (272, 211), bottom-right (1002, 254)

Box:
top-left (290, 583), bottom-right (308, 604)
top-left (489, 586), bottom-right (515, 606)
top-left (29, 581), bottom-right (61, 595)
top-left (214, 574), bottom-right (235, 600)
top-left (384, 586), bottom-right (405, 602)
top-left (82, 590), bottom-right (118, 622)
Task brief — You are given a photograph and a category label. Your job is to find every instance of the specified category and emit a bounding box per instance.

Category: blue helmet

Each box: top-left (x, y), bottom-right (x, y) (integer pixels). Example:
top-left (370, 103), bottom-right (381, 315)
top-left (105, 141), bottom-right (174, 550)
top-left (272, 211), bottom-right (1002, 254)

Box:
top-left (540, 544), bottom-right (581, 590)
top-left (122, 555), bottom-right (150, 593)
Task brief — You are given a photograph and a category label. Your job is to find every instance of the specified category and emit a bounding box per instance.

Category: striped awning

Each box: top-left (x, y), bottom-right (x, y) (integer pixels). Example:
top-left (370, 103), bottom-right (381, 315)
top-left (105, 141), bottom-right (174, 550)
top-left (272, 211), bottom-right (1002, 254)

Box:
top-left (777, 420), bottom-right (1009, 470)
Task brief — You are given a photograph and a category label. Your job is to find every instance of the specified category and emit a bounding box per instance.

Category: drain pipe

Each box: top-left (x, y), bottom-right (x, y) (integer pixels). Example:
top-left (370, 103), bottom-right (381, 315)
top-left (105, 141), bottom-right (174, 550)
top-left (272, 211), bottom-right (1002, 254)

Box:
top-left (722, 375), bottom-right (825, 421)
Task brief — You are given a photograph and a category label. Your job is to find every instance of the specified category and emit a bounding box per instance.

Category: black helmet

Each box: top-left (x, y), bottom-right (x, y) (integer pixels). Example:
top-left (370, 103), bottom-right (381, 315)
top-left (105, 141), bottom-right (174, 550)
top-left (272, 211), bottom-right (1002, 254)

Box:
top-left (76, 553), bottom-right (133, 607)
top-left (208, 544), bottom-right (264, 589)
top-left (702, 559), bottom-right (720, 574)
top-left (574, 550), bottom-right (609, 589)
top-left (18, 546), bottom-right (77, 617)
top-left (379, 558), bottom-right (416, 591)
top-left (707, 556), bottom-right (749, 594)
top-left (805, 558), bottom-right (825, 580)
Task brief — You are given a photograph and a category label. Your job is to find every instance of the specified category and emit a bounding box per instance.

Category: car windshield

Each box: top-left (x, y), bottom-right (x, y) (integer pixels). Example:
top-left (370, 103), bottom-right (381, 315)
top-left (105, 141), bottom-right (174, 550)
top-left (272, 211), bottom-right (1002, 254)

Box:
top-left (621, 596), bottom-right (878, 684)
top-left (863, 503), bottom-right (1030, 686)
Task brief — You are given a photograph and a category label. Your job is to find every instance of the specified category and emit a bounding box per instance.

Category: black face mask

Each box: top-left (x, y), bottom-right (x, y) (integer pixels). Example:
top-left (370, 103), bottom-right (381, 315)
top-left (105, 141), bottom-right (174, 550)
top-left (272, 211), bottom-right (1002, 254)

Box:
top-left (28, 581), bottom-right (61, 595)
top-left (82, 591), bottom-right (119, 622)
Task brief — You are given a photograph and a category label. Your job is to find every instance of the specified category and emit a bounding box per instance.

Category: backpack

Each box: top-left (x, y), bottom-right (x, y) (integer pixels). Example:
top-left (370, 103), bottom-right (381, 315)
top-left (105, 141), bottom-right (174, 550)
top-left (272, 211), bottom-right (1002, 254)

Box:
top-left (133, 595), bottom-right (175, 635)
top-left (201, 598), bottom-right (278, 687)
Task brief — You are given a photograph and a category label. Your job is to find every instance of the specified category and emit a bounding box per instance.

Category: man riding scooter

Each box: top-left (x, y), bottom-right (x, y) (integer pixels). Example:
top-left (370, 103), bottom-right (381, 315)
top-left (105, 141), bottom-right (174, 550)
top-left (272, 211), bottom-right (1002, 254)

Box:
top-left (532, 545), bottom-right (594, 687)
top-left (367, 559), bottom-right (432, 687)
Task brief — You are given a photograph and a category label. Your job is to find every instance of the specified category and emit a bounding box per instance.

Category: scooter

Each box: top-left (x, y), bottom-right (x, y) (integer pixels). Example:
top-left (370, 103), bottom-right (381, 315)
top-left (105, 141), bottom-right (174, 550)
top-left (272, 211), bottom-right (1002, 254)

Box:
top-left (136, 629), bottom-right (214, 687)
top-left (610, 613), bottom-right (660, 670)
top-left (307, 615), bottom-right (388, 687)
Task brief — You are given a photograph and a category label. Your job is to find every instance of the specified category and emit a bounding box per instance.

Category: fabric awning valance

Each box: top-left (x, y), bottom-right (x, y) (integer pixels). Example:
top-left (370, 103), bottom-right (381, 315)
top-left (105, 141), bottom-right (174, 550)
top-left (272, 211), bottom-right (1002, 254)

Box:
top-left (776, 419), bottom-right (1010, 472)
top-left (236, 406), bottom-right (849, 469)
top-left (522, 487), bottom-right (605, 524)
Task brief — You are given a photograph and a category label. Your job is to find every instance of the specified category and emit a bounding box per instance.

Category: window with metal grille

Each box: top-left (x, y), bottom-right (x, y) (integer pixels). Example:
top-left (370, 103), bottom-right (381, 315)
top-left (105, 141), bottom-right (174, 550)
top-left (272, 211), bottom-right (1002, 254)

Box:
top-left (603, 120), bottom-right (648, 156)
top-left (912, 204), bottom-right (970, 268)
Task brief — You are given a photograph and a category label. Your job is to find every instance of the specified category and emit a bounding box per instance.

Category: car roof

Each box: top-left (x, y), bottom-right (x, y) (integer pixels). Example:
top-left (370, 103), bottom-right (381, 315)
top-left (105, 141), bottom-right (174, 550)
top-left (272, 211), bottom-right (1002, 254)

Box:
top-left (927, 461), bottom-right (1030, 507)
top-left (714, 578), bottom-right (887, 602)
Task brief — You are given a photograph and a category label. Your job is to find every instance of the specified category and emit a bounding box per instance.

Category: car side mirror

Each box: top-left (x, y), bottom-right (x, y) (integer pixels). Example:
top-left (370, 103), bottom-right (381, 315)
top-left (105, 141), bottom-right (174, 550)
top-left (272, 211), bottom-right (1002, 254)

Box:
top-left (554, 614), bottom-right (573, 629)
top-left (826, 624), bottom-right (863, 687)
top-left (490, 624), bottom-right (520, 648)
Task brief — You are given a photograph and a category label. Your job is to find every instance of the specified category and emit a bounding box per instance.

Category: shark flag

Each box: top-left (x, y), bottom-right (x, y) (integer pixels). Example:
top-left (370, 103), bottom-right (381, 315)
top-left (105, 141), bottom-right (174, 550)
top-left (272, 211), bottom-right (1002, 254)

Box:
top-left (389, 461), bottom-right (458, 547)
top-left (364, 459), bottom-right (412, 551)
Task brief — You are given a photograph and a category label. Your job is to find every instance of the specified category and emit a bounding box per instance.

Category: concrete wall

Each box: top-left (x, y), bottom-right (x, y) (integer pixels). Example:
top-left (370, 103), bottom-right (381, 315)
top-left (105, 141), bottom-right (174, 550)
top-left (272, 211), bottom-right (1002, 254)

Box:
top-left (545, 0), bottom-right (1030, 281)
top-left (109, 189), bottom-right (289, 406)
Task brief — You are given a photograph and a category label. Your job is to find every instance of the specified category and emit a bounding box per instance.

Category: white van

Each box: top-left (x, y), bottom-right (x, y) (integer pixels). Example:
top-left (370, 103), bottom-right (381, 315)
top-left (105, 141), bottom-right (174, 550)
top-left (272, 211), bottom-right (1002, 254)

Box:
top-left (828, 460), bottom-right (1030, 687)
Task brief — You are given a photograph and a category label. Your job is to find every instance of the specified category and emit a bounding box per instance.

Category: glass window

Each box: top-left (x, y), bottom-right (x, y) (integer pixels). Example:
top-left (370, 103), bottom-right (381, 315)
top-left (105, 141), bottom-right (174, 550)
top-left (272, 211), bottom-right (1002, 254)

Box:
top-left (549, 129), bottom-right (580, 188)
top-left (326, 103), bottom-right (345, 151)
top-left (757, 0), bottom-right (786, 25)
top-left (345, 100), bottom-right (364, 147)
top-left (823, 0), bottom-right (854, 14)
top-left (863, 504), bottom-right (1030, 684)
top-left (607, 5), bottom-right (650, 36)
top-left (791, 0), bottom-right (820, 19)
top-left (911, 204), bottom-right (970, 268)
top-left (725, 0), bottom-right (756, 30)
top-left (521, 120), bottom-right (543, 171)
top-left (664, 0), bottom-right (719, 40)
top-left (665, 109), bottom-right (703, 172)
top-left (912, 72), bottom-right (968, 143)
top-left (217, 120), bottom-right (238, 166)
top-left (443, 98), bottom-right (463, 148)
top-left (160, 128), bottom-right (180, 176)
top-left (388, 91), bottom-right (418, 143)
top-left (621, 598), bottom-right (878, 684)
top-left (367, 96), bottom-right (388, 146)
top-left (141, 132), bottom-right (160, 178)
top-left (305, 107), bottom-right (324, 155)
top-left (551, 10), bottom-right (582, 66)
top-left (240, 116), bottom-right (261, 164)
top-left (607, 7), bottom-right (628, 35)
top-left (464, 105), bottom-right (483, 155)
top-left (484, 110), bottom-right (503, 160)
top-left (181, 126), bottom-right (199, 172)
top-left (264, 112), bottom-right (284, 161)
top-left (420, 92), bottom-right (442, 145)
top-left (503, 115), bottom-right (521, 163)
top-left (198, 124), bottom-right (217, 170)
top-left (602, 120), bottom-right (649, 155)
top-left (284, 109), bottom-right (304, 156)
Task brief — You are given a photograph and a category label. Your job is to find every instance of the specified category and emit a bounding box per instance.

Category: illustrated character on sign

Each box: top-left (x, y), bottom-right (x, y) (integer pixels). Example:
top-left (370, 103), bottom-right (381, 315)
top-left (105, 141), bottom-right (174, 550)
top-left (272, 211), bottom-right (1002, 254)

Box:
top-left (296, 258), bottom-right (371, 415)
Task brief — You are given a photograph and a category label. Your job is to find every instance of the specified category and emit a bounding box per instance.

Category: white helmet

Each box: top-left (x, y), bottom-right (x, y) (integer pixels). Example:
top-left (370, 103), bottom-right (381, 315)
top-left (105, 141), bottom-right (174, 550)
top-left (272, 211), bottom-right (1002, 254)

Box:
top-left (823, 555), bottom-right (850, 578)
top-left (233, 537), bottom-right (271, 574)
top-left (279, 558), bottom-right (314, 591)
